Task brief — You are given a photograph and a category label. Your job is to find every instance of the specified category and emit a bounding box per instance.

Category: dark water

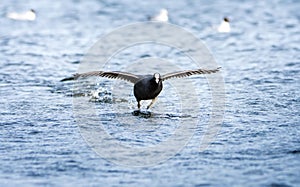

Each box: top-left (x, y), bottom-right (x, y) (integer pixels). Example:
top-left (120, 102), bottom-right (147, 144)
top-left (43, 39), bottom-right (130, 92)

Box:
top-left (1, 0), bottom-right (299, 186)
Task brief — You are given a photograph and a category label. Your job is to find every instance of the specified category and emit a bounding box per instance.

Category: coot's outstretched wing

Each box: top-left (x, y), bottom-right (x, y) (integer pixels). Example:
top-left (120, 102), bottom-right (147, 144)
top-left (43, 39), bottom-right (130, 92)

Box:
top-left (162, 67), bottom-right (221, 81)
top-left (61, 71), bottom-right (141, 84)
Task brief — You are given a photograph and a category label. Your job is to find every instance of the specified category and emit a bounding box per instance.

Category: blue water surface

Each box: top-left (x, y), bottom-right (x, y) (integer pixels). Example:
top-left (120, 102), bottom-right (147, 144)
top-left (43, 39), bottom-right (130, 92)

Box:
top-left (0, 0), bottom-right (299, 186)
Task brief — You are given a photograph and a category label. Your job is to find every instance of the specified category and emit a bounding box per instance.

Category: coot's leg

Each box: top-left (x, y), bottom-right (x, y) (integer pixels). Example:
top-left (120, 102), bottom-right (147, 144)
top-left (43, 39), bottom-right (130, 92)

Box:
top-left (132, 100), bottom-right (142, 116)
top-left (147, 97), bottom-right (157, 109)
top-left (137, 100), bottom-right (141, 110)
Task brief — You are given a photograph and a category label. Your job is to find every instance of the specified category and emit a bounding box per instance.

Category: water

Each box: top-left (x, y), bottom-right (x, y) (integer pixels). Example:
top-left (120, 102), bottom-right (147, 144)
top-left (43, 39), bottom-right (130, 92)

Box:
top-left (1, 0), bottom-right (299, 186)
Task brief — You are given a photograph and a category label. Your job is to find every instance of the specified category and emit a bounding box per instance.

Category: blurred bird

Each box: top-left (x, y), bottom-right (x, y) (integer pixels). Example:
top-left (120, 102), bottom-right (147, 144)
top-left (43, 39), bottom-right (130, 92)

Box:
top-left (149, 9), bottom-right (169, 22)
top-left (217, 17), bottom-right (230, 33)
top-left (6, 9), bottom-right (36, 21)
top-left (61, 67), bottom-right (221, 110)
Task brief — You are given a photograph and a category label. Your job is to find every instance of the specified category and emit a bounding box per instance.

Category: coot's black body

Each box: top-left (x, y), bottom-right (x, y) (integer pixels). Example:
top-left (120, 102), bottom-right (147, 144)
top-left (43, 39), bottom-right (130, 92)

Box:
top-left (133, 75), bottom-right (163, 109)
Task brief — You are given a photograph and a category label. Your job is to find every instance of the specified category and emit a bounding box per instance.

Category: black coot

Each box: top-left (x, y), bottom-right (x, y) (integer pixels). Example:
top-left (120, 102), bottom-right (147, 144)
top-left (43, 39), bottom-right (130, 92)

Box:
top-left (61, 67), bottom-right (220, 110)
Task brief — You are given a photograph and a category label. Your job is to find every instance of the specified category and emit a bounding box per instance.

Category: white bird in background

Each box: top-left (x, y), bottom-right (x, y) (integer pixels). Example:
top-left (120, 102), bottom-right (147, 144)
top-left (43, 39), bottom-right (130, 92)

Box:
top-left (217, 17), bottom-right (230, 33)
top-left (149, 9), bottom-right (168, 22)
top-left (6, 9), bottom-right (36, 21)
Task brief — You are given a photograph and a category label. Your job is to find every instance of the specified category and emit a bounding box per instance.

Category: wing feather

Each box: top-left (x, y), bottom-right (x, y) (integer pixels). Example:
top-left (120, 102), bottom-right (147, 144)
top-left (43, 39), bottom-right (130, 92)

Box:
top-left (162, 67), bottom-right (221, 81)
top-left (61, 71), bottom-right (140, 84)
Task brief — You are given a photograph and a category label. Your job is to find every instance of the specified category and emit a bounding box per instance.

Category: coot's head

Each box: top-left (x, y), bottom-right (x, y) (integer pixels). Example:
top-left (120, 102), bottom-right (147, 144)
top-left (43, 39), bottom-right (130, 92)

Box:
top-left (153, 73), bottom-right (161, 84)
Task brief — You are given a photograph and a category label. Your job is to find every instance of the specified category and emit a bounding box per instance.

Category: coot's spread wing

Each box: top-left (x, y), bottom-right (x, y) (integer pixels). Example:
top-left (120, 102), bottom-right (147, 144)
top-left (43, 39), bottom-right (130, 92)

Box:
top-left (162, 67), bottom-right (221, 81)
top-left (61, 71), bottom-right (141, 84)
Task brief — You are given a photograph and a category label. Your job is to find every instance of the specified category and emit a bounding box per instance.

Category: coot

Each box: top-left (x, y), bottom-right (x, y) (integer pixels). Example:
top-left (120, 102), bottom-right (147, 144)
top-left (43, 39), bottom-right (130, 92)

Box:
top-left (61, 67), bottom-right (220, 110)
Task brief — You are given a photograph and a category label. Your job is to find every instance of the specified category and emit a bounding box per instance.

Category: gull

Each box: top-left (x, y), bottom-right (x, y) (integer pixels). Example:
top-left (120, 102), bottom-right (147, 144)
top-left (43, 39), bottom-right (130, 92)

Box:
top-left (217, 17), bottom-right (230, 33)
top-left (149, 9), bottom-right (168, 22)
top-left (6, 9), bottom-right (36, 21)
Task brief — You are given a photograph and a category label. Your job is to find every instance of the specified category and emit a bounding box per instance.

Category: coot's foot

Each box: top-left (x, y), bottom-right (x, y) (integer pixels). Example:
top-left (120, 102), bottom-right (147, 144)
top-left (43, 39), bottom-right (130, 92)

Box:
top-left (132, 110), bottom-right (152, 118)
top-left (132, 110), bottom-right (140, 116)
top-left (139, 110), bottom-right (152, 118)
